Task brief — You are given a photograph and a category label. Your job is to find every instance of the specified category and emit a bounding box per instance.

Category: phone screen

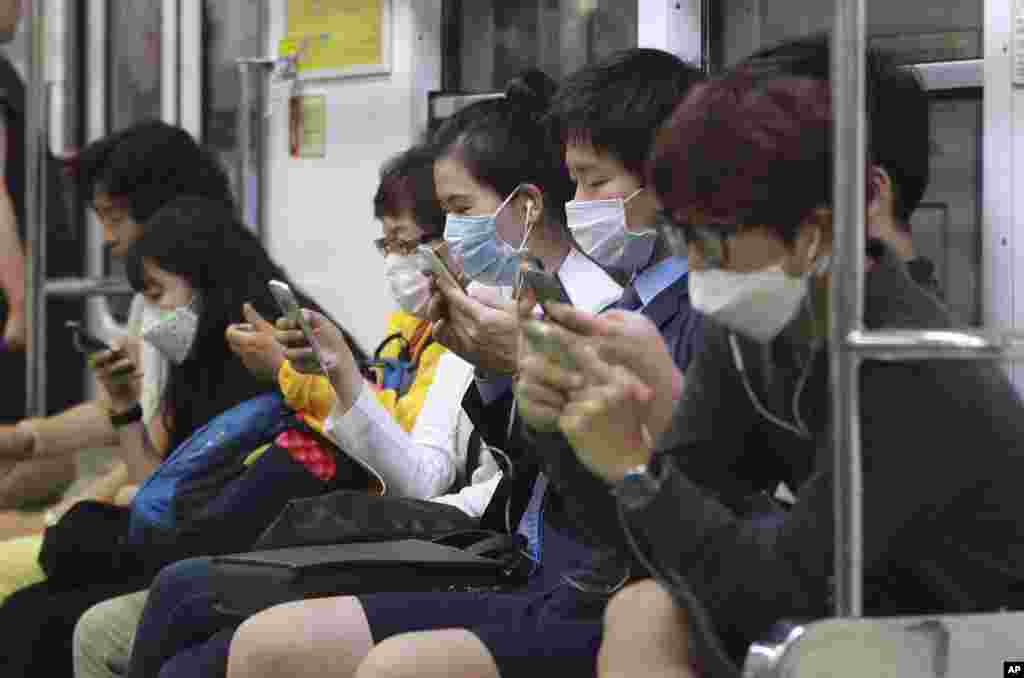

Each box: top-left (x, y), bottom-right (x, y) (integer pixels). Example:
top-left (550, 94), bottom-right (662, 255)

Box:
top-left (522, 268), bottom-right (571, 306)
top-left (268, 280), bottom-right (331, 376)
top-left (66, 321), bottom-right (113, 355)
top-left (416, 244), bottom-right (465, 292)
top-left (519, 256), bottom-right (571, 307)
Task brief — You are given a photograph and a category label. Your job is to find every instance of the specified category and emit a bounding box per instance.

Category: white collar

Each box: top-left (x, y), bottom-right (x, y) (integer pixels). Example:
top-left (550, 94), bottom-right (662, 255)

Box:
top-left (465, 249), bottom-right (621, 315)
top-left (557, 248), bottom-right (623, 313)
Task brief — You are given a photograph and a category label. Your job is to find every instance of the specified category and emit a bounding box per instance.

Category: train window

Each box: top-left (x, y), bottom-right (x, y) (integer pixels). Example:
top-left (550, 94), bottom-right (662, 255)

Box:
top-left (710, 0), bottom-right (982, 70)
top-left (108, 1), bottom-right (163, 132)
top-left (911, 96), bottom-right (982, 326)
top-left (442, 0), bottom-right (637, 92)
top-left (201, 2), bottom-right (266, 205)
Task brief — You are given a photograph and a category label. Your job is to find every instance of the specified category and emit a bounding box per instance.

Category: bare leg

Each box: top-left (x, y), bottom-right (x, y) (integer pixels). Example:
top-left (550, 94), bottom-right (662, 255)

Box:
top-left (598, 579), bottom-right (694, 678)
top-left (355, 629), bottom-right (500, 678)
top-left (226, 596), bottom-right (374, 678)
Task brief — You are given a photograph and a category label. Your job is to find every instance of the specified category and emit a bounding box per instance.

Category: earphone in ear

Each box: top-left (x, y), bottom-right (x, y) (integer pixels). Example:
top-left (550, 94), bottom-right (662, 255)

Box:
top-left (524, 199), bottom-right (536, 224)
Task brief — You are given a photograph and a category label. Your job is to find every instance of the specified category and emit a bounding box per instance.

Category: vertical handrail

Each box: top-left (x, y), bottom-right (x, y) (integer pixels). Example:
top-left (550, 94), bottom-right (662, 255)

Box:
top-left (24, 0), bottom-right (47, 417)
top-left (161, 0), bottom-right (180, 125)
top-left (236, 58), bottom-right (275, 242)
top-left (830, 0), bottom-right (867, 617)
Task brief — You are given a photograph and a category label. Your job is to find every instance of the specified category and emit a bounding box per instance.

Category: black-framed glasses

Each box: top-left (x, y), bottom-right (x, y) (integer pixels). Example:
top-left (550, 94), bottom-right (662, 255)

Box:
top-left (657, 210), bottom-right (741, 269)
top-left (374, 236), bottom-right (422, 257)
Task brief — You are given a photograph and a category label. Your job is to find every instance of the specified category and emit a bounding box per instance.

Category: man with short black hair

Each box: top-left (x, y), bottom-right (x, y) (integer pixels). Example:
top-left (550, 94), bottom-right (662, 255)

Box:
top-left (517, 39), bottom-right (1023, 678)
top-left (0, 121), bottom-right (238, 511)
top-left (744, 33), bottom-right (940, 293)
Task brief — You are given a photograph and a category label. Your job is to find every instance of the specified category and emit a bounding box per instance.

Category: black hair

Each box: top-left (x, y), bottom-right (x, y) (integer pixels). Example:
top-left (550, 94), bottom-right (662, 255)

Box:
top-left (741, 33), bottom-right (930, 223)
top-left (651, 73), bottom-right (833, 245)
top-left (548, 48), bottom-right (704, 181)
top-left (124, 197), bottom-right (367, 452)
top-left (431, 69), bottom-right (573, 226)
top-left (76, 120), bottom-right (236, 223)
top-left (374, 145), bottom-right (445, 240)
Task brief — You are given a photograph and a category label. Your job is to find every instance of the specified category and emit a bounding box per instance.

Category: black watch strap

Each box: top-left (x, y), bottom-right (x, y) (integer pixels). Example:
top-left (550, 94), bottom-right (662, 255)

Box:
top-left (110, 403), bottom-right (143, 428)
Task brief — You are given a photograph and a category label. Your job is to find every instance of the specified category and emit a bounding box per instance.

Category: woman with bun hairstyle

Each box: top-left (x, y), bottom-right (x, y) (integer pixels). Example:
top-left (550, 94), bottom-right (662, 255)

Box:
top-left (143, 70), bottom-right (623, 678)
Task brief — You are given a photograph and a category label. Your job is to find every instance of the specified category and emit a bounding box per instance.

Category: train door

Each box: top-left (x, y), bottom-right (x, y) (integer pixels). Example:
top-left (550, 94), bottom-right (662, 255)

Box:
top-left (11, 1), bottom-right (266, 406)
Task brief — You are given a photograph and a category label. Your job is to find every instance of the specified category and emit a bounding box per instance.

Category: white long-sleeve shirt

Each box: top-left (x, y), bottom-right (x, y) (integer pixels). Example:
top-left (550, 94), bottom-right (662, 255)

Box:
top-left (324, 350), bottom-right (478, 500)
top-left (324, 248), bottom-right (620, 516)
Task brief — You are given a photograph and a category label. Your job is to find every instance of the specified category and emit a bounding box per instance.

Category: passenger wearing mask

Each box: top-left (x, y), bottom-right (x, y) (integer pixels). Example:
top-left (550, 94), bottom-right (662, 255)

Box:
top-left (0, 121), bottom-right (367, 524)
top-left (0, 197), bottom-right (311, 677)
top-left (230, 143), bottom-right (481, 501)
top-left (73, 144), bottom-right (504, 678)
top-left (518, 62), bottom-right (1024, 676)
top-left (553, 47), bottom-right (704, 371)
top-left (0, 122), bottom-right (363, 593)
top-left (346, 50), bottom-right (710, 678)
top-left (140, 69), bottom-right (622, 678)
top-left (0, 122), bottom-right (247, 594)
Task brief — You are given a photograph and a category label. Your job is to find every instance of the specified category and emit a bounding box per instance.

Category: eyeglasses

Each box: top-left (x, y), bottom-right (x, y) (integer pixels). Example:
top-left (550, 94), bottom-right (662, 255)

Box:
top-left (657, 210), bottom-right (741, 269)
top-left (374, 236), bottom-right (422, 257)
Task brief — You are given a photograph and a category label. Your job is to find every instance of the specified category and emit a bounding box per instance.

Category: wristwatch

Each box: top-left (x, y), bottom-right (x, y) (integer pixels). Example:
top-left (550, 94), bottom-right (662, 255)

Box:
top-left (612, 460), bottom-right (665, 511)
top-left (109, 403), bottom-right (143, 428)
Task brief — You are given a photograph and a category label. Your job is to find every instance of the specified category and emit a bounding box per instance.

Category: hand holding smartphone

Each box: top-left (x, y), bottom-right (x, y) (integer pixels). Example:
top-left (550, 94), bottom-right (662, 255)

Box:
top-left (268, 280), bottom-right (332, 376)
top-left (519, 256), bottom-right (571, 308)
top-left (416, 242), bottom-right (465, 293)
top-left (66, 321), bottom-right (115, 356)
top-left (521, 317), bottom-right (578, 371)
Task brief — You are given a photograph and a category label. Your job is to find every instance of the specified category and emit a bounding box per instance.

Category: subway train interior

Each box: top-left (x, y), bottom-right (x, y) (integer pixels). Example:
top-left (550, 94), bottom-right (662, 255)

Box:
top-left (0, 1), bottom-right (1020, 677)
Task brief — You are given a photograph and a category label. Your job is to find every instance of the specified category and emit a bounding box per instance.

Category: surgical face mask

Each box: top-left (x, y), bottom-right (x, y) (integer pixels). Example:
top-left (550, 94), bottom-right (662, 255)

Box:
top-left (142, 296), bottom-right (201, 365)
top-left (444, 188), bottom-right (536, 287)
top-left (567, 188), bottom-right (655, 275)
top-left (689, 231), bottom-right (829, 343)
top-left (384, 252), bottom-right (432, 318)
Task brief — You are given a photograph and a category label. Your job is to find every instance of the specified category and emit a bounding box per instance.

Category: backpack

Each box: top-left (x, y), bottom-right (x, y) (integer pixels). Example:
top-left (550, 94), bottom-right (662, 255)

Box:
top-left (126, 392), bottom-right (374, 556)
top-left (365, 325), bottom-right (435, 397)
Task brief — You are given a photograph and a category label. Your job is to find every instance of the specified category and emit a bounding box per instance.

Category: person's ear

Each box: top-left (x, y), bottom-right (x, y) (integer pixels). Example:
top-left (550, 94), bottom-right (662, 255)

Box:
top-left (867, 165), bottom-right (893, 223)
top-left (789, 207), bottom-right (833, 276)
top-left (517, 183), bottom-right (544, 226)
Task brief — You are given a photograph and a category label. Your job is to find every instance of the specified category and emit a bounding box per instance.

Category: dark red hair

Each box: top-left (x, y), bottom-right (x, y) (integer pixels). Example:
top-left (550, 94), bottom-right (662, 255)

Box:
top-left (649, 71), bottom-right (846, 244)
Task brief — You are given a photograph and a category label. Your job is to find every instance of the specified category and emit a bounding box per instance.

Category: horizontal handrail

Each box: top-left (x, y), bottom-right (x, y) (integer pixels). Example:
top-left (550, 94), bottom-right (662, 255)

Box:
top-left (846, 329), bottom-right (1024, 360)
top-left (43, 276), bottom-right (135, 299)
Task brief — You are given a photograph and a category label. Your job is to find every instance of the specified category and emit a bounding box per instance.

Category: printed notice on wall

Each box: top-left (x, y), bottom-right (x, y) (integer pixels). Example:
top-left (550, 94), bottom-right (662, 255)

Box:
top-left (279, 0), bottom-right (391, 80)
top-left (289, 94), bottom-right (327, 158)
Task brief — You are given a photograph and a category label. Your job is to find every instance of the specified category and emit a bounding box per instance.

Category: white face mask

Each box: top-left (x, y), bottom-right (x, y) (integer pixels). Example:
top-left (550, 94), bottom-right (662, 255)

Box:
top-left (567, 188), bottom-right (655, 276)
top-left (384, 252), bottom-right (432, 318)
top-left (141, 297), bottom-right (200, 365)
top-left (689, 231), bottom-right (829, 343)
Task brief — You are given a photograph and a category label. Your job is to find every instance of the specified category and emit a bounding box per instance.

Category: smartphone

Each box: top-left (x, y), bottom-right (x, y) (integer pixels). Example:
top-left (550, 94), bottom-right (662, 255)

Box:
top-left (66, 321), bottom-right (114, 356)
top-left (520, 256), bottom-right (572, 306)
top-left (268, 280), bottom-right (331, 376)
top-left (416, 242), bottom-right (465, 292)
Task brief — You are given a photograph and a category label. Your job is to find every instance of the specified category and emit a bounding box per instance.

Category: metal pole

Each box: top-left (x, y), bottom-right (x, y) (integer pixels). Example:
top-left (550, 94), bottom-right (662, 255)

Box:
top-left (24, 0), bottom-right (48, 417)
top-left (830, 0), bottom-right (867, 617)
top-left (236, 58), bottom-right (275, 243)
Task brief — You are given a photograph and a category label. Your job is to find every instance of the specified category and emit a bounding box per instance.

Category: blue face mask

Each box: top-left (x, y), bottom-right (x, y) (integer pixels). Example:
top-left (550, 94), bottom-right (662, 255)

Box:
top-left (444, 188), bottom-right (536, 287)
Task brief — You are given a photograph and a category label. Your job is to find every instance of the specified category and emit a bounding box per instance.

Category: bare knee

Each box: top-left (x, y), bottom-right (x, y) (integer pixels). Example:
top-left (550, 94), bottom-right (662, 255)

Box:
top-left (356, 629), bottom-right (499, 678)
top-left (599, 579), bottom-right (691, 678)
top-left (227, 597), bottom-right (373, 678)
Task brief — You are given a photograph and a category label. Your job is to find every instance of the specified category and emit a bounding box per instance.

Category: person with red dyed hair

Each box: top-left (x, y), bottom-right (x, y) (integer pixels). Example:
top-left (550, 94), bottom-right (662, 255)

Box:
top-left (515, 58), bottom-right (1024, 676)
